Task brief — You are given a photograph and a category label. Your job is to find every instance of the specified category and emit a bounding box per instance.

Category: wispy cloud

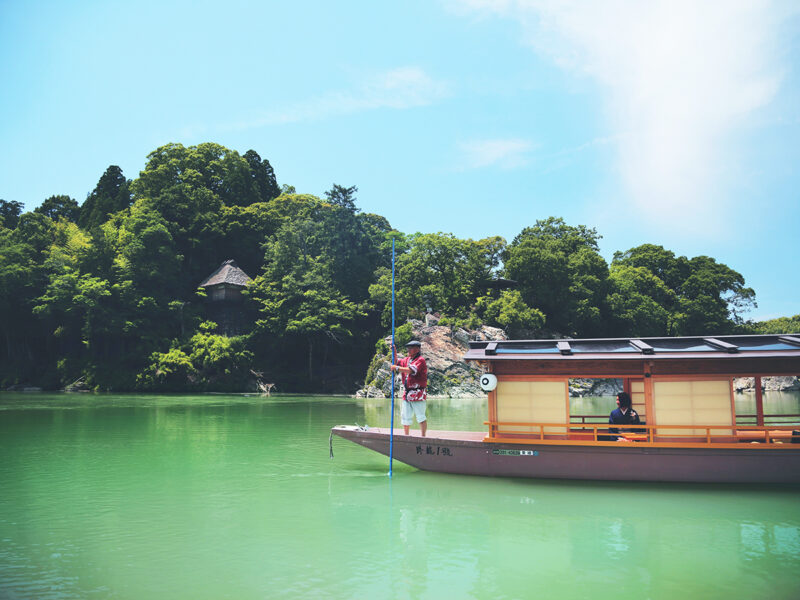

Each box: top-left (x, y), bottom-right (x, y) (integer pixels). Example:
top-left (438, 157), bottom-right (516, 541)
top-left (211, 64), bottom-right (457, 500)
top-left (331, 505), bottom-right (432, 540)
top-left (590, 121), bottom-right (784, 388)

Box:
top-left (225, 67), bottom-right (448, 131)
top-left (458, 138), bottom-right (534, 169)
top-left (451, 0), bottom-right (796, 233)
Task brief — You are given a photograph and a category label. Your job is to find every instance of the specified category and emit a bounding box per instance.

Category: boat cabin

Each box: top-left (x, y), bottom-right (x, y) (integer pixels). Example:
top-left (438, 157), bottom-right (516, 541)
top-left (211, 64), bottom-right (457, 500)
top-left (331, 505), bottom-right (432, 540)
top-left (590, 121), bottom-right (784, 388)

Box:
top-left (464, 334), bottom-right (800, 446)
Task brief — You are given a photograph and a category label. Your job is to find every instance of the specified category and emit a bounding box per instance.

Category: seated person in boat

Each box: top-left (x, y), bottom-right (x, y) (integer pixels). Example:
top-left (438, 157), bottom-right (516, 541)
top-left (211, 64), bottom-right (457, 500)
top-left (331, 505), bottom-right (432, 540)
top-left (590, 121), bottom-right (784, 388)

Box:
top-left (390, 340), bottom-right (428, 437)
top-left (606, 392), bottom-right (642, 441)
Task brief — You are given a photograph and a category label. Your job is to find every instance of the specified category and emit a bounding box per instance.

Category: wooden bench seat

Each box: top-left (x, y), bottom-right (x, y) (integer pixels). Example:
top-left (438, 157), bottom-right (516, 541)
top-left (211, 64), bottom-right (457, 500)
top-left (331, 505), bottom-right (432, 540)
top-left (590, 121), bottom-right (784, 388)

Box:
top-left (737, 430), bottom-right (798, 443)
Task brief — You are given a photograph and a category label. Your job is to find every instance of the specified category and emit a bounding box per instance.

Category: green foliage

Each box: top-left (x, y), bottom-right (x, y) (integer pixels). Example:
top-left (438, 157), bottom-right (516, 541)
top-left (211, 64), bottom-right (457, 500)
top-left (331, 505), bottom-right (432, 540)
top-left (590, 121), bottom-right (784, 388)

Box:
top-left (137, 348), bottom-right (196, 390)
top-left (611, 245), bottom-right (756, 335)
top-left (503, 217), bottom-right (606, 336)
top-left (35, 195), bottom-right (80, 222)
top-left (748, 314), bottom-right (800, 334)
top-left (437, 313), bottom-right (483, 331)
top-left (475, 290), bottom-right (545, 337)
top-left (0, 141), bottom-right (774, 392)
top-left (187, 331), bottom-right (254, 389)
top-left (607, 264), bottom-right (675, 336)
top-left (393, 322), bottom-right (413, 348)
top-left (249, 204), bottom-right (370, 384)
top-left (0, 199), bottom-right (24, 229)
top-left (243, 150), bottom-right (280, 204)
top-left (112, 199), bottom-right (182, 296)
top-left (78, 166), bottom-right (131, 230)
top-left (324, 184), bottom-right (358, 212)
top-left (137, 326), bottom-right (253, 391)
top-left (378, 232), bottom-right (505, 326)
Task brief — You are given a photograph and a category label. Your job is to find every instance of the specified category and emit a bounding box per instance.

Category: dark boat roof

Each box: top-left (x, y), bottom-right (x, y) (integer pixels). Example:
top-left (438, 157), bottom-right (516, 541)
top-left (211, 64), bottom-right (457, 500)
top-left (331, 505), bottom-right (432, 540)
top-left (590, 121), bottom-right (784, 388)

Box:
top-left (465, 334), bottom-right (800, 377)
top-left (466, 333), bottom-right (800, 360)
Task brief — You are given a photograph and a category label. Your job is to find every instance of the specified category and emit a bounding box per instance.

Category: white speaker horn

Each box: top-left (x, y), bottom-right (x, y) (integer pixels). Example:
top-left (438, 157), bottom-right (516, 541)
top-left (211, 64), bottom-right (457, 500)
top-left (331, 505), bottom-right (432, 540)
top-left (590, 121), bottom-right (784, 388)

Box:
top-left (479, 373), bottom-right (497, 392)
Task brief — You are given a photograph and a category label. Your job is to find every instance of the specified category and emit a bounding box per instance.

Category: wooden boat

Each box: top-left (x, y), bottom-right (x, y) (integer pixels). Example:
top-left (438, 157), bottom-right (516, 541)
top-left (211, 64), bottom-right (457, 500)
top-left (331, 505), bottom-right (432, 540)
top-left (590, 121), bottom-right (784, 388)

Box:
top-left (332, 333), bottom-right (800, 483)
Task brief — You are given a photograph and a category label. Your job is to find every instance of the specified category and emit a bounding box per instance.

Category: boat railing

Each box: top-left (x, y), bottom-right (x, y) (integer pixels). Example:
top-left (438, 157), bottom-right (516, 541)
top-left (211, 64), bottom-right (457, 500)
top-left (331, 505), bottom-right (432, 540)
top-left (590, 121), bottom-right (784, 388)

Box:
top-left (570, 413), bottom-right (800, 426)
top-left (485, 420), bottom-right (800, 446)
top-left (734, 413), bottom-right (800, 425)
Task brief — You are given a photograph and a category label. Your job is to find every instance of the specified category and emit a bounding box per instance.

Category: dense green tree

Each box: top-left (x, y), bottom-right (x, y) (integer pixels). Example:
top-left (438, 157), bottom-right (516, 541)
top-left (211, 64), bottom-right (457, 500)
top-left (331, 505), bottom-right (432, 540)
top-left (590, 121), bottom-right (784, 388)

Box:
top-left (137, 322), bottom-right (254, 391)
top-left (137, 347), bottom-right (196, 390)
top-left (250, 214), bottom-right (366, 385)
top-left (611, 244), bottom-right (755, 335)
top-left (0, 142), bottom-right (777, 392)
top-left (0, 223), bottom-right (46, 381)
top-left (676, 255), bottom-right (756, 333)
top-left (15, 212), bottom-right (55, 258)
top-left (366, 233), bottom-right (505, 330)
top-left (132, 144), bottom-right (226, 276)
top-left (187, 326), bottom-right (253, 388)
top-left (35, 195), bottom-right (80, 222)
top-left (217, 202), bottom-right (282, 277)
top-left (29, 220), bottom-right (110, 382)
top-left (612, 244), bottom-right (690, 290)
top-left (78, 166), bottom-right (131, 230)
top-left (112, 199), bottom-right (183, 298)
top-left (132, 143), bottom-right (286, 287)
top-left (243, 150), bottom-right (280, 203)
top-left (607, 264), bottom-right (676, 336)
top-left (397, 233), bottom-right (504, 319)
top-left (324, 184), bottom-right (358, 212)
top-left (749, 314), bottom-right (800, 334)
top-left (0, 200), bottom-right (25, 229)
top-left (503, 217), bottom-right (608, 336)
top-left (135, 142), bottom-right (259, 209)
top-left (476, 290), bottom-right (545, 337)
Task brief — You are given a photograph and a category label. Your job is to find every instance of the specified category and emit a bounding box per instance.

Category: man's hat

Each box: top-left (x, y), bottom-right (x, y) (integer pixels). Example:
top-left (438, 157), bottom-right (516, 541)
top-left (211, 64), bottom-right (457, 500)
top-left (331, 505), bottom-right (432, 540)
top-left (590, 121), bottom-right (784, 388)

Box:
top-left (405, 340), bottom-right (422, 347)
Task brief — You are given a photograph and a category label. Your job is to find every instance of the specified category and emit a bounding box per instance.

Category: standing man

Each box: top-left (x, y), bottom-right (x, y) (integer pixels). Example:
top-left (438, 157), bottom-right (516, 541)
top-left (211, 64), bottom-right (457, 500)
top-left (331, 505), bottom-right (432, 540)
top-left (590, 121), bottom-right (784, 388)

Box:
top-left (390, 340), bottom-right (428, 436)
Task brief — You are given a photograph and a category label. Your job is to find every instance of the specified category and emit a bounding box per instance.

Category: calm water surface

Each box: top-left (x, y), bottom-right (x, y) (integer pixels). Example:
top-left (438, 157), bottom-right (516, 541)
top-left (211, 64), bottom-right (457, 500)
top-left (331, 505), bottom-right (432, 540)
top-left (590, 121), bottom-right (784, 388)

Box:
top-left (1, 392), bottom-right (799, 600)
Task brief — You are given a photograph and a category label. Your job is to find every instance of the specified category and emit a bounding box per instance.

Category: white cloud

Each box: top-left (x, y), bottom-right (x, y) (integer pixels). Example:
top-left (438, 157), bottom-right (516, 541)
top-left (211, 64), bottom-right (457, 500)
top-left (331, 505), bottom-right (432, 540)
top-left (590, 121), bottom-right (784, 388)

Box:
top-left (459, 138), bottom-right (534, 169)
top-left (451, 0), bottom-right (795, 233)
top-left (226, 67), bottom-right (448, 130)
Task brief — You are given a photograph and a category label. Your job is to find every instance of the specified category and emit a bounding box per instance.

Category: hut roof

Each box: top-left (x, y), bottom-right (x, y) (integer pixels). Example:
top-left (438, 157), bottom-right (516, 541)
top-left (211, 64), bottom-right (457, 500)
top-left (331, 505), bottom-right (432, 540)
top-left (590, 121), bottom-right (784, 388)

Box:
top-left (199, 260), bottom-right (252, 288)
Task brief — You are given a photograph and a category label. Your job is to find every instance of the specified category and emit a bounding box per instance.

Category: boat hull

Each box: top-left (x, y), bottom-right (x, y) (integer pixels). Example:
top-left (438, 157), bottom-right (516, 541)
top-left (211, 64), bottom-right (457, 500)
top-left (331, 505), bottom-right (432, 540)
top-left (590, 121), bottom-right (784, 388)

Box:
top-left (331, 426), bottom-right (800, 484)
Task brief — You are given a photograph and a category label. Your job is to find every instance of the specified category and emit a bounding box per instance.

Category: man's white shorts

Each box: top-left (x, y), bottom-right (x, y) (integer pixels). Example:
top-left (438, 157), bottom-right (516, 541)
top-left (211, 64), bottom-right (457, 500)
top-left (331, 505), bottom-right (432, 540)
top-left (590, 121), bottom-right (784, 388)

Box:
top-left (401, 400), bottom-right (427, 426)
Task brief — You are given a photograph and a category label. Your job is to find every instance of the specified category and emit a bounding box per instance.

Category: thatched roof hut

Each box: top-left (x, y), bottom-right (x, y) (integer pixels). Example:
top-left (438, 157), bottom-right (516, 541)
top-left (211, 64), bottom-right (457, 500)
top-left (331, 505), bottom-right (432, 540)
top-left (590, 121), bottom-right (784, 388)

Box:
top-left (199, 260), bottom-right (252, 302)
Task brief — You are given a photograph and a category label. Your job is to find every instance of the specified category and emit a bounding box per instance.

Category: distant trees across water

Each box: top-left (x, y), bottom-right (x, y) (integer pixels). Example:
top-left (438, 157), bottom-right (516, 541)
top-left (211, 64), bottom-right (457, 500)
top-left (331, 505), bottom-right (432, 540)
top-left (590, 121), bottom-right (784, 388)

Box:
top-left (0, 142), bottom-right (794, 392)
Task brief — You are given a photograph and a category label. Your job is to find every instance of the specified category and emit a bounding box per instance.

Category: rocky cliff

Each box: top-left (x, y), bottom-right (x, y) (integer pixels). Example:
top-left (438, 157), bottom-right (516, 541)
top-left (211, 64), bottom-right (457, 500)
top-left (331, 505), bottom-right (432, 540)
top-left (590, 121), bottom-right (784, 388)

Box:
top-left (356, 320), bottom-right (507, 398)
top-left (733, 376), bottom-right (800, 392)
top-left (357, 326), bottom-right (800, 398)
top-left (356, 321), bottom-right (623, 398)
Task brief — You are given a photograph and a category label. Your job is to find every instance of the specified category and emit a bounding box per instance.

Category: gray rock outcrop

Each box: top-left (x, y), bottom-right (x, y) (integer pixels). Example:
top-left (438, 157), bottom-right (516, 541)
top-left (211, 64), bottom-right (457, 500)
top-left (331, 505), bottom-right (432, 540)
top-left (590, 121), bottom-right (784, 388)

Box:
top-left (356, 320), bottom-right (507, 398)
top-left (733, 376), bottom-right (800, 392)
top-left (569, 378), bottom-right (622, 397)
top-left (357, 322), bottom-right (624, 398)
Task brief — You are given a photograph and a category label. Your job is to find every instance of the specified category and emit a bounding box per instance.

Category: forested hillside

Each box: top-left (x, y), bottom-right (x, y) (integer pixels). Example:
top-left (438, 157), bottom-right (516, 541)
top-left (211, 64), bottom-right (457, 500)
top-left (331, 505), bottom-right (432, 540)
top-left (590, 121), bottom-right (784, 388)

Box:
top-left (0, 143), bottom-right (792, 392)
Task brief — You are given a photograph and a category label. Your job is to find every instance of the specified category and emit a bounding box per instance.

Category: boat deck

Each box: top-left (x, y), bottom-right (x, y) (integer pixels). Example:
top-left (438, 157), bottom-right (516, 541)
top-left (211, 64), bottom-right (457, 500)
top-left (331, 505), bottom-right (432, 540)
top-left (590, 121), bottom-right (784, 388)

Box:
top-left (332, 425), bottom-right (800, 482)
top-left (364, 427), bottom-right (486, 442)
top-left (361, 426), bottom-right (800, 447)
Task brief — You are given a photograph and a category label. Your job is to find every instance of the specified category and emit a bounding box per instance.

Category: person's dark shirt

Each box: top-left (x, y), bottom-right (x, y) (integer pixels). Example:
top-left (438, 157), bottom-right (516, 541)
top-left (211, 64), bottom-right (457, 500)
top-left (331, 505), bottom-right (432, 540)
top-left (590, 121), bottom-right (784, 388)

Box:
top-left (607, 407), bottom-right (642, 438)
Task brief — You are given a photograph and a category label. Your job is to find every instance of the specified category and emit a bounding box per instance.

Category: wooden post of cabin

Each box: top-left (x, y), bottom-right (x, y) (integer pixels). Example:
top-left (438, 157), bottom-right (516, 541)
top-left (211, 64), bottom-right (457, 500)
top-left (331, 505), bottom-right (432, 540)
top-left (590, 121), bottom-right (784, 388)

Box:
top-left (754, 376), bottom-right (764, 427)
top-left (643, 362), bottom-right (655, 441)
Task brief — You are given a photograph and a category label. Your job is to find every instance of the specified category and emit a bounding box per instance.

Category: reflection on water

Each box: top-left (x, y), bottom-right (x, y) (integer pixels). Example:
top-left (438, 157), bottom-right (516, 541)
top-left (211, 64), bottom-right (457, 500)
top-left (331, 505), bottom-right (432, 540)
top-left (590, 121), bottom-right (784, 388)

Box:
top-left (0, 392), bottom-right (798, 599)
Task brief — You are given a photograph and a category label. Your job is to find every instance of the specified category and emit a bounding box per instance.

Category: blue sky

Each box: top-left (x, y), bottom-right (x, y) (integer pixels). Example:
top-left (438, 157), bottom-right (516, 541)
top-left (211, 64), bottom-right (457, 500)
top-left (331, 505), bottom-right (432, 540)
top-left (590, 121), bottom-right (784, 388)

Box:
top-left (1, 0), bottom-right (798, 321)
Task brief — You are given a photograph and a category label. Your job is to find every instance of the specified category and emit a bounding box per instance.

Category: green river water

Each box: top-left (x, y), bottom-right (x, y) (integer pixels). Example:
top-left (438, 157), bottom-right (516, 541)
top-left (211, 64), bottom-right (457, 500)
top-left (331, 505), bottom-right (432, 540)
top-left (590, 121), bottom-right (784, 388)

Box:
top-left (1, 392), bottom-right (799, 599)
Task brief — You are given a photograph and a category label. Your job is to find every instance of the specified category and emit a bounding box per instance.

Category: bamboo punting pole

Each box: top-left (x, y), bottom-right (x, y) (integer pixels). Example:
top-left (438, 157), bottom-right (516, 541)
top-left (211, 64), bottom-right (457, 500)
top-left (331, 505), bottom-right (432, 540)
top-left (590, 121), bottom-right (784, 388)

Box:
top-left (389, 238), bottom-right (396, 477)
